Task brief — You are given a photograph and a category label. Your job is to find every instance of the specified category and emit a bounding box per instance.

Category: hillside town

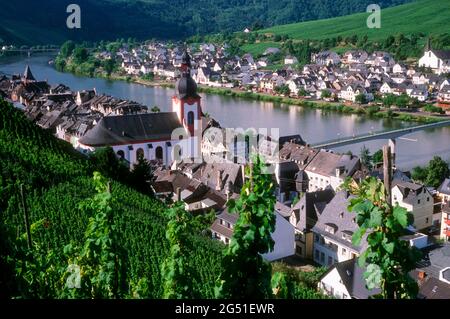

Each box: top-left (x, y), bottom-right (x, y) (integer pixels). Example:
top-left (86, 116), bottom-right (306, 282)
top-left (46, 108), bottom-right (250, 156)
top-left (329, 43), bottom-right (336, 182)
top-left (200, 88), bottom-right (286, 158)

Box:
top-left (1, 45), bottom-right (450, 299)
top-left (96, 39), bottom-right (450, 111)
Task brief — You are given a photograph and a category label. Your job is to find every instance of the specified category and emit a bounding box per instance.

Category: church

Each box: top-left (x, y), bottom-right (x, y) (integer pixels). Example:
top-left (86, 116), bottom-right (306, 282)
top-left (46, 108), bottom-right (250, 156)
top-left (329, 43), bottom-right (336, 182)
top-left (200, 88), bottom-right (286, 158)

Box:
top-left (418, 39), bottom-right (450, 75)
top-left (79, 51), bottom-right (204, 167)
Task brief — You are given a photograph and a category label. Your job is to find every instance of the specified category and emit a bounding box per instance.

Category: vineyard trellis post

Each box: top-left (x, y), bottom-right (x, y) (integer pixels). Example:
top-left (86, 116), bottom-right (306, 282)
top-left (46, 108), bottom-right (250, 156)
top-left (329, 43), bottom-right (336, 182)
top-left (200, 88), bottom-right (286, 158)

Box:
top-left (383, 145), bottom-right (392, 209)
top-left (20, 184), bottom-right (32, 249)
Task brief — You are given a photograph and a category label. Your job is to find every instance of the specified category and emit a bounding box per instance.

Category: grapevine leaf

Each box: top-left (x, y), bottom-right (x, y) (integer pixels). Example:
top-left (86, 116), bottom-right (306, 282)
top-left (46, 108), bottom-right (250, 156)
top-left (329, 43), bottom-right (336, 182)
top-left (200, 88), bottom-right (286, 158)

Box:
top-left (393, 206), bottom-right (408, 228)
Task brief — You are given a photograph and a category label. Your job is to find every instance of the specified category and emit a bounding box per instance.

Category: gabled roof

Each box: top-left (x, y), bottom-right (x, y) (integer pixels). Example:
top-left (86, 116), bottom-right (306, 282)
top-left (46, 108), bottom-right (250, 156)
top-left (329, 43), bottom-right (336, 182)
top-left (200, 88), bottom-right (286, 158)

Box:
top-left (23, 65), bottom-right (36, 81)
top-left (79, 112), bottom-right (183, 146)
top-left (322, 259), bottom-right (381, 299)
top-left (437, 178), bottom-right (450, 196)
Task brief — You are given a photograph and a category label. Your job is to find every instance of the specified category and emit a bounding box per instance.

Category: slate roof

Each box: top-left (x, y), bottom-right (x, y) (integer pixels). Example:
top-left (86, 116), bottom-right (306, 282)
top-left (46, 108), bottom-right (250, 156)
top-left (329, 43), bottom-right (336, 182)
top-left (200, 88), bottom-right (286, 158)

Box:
top-left (437, 178), bottom-right (450, 196)
top-left (312, 190), bottom-right (368, 253)
top-left (23, 65), bottom-right (35, 81)
top-left (79, 112), bottom-right (183, 147)
top-left (432, 50), bottom-right (450, 60)
top-left (325, 258), bottom-right (381, 299)
top-left (305, 150), bottom-right (359, 178)
top-left (291, 188), bottom-right (335, 231)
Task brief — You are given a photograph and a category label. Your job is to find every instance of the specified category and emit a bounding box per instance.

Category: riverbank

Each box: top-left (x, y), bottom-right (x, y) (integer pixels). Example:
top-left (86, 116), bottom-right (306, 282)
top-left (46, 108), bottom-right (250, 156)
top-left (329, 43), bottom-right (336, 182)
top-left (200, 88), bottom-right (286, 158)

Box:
top-left (55, 61), bottom-right (448, 125)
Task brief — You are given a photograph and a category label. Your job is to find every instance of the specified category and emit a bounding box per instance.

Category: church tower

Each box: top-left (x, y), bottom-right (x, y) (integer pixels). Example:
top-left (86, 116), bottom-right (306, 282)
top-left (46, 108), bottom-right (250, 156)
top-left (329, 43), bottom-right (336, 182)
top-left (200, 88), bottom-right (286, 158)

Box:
top-left (172, 50), bottom-right (202, 137)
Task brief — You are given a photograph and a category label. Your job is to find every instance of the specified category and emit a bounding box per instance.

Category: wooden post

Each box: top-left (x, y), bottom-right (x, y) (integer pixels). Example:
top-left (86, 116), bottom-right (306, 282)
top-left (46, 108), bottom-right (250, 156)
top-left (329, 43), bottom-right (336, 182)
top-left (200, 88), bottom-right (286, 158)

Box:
top-left (20, 184), bottom-right (32, 249)
top-left (176, 187), bottom-right (181, 202)
top-left (383, 145), bottom-right (392, 207)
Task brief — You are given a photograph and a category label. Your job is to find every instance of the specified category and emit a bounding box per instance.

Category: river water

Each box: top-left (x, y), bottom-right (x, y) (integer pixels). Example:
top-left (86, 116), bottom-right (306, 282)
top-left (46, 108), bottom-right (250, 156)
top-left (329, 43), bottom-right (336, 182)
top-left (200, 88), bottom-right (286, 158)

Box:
top-left (1, 54), bottom-right (449, 170)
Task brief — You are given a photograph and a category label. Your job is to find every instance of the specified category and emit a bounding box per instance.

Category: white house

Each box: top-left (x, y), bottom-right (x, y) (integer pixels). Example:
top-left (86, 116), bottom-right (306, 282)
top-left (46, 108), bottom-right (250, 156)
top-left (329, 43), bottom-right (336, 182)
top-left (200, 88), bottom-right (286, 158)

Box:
top-left (211, 207), bottom-right (296, 261)
top-left (318, 259), bottom-right (381, 299)
top-left (418, 40), bottom-right (450, 75)
top-left (392, 181), bottom-right (434, 231)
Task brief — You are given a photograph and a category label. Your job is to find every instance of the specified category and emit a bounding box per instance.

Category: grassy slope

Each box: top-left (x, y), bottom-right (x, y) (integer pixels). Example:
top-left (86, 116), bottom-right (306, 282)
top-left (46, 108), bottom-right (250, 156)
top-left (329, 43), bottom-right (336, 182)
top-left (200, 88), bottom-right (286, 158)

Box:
top-left (263, 0), bottom-right (449, 40)
top-left (0, 99), bottom-right (223, 298)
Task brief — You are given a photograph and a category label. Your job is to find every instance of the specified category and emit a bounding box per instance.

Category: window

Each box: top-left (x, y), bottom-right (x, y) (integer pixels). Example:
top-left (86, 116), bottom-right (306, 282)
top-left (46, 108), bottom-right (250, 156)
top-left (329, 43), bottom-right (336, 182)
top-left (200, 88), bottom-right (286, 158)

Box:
top-left (225, 238), bottom-right (229, 244)
top-left (220, 219), bottom-right (224, 225)
top-left (136, 148), bottom-right (144, 160)
top-left (342, 248), bottom-right (347, 255)
top-left (155, 146), bottom-right (163, 160)
top-left (187, 111), bottom-right (195, 125)
top-left (426, 218), bottom-right (429, 224)
top-left (315, 249), bottom-right (319, 260)
top-left (315, 234), bottom-right (320, 242)
top-left (117, 150), bottom-right (125, 159)
top-left (227, 222), bottom-right (231, 228)
top-left (427, 197), bottom-right (430, 202)
top-left (320, 252), bottom-right (325, 263)
top-left (328, 256), bottom-right (333, 265)
top-left (418, 199), bottom-right (421, 204)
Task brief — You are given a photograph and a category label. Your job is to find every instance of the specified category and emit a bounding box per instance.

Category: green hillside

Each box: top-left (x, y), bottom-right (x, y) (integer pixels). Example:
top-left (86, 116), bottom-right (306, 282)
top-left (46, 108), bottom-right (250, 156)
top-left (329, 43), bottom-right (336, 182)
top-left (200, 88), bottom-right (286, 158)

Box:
top-left (0, 0), bottom-right (411, 45)
top-left (0, 99), bottom-right (223, 298)
top-left (263, 0), bottom-right (449, 41)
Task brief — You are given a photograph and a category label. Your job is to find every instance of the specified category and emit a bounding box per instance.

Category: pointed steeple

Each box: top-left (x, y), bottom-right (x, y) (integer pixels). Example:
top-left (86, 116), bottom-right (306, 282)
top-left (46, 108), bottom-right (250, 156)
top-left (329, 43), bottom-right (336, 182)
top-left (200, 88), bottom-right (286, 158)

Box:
top-left (23, 65), bottom-right (36, 82)
top-left (425, 37), bottom-right (432, 52)
top-left (181, 49), bottom-right (192, 73)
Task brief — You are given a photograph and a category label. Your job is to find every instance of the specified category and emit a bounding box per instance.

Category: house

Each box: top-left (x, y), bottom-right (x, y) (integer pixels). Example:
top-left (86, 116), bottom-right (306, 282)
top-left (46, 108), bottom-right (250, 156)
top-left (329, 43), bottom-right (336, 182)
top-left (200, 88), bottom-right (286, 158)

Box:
top-left (284, 55), bottom-right (298, 65)
top-left (437, 178), bottom-right (450, 203)
top-left (418, 39), bottom-right (450, 75)
top-left (392, 181), bottom-right (434, 231)
top-left (438, 85), bottom-right (450, 104)
top-left (312, 51), bottom-right (341, 66)
top-left (263, 47), bottom-right (281, 56)
top-left (318, 258), bottom-right (381, 299)
top-left (211, 206), bottom-right (296, 261)
top-left (343, 50), bottom-right (368, 64)
top-left (409, 88), bottom-right (429, 102)
top-left (289, 189), bottom-right (335, 259)
top-left (340, 84), bottom-right (373, 103)
top-left (79, 51), bottom-right (203, 167)
top-left (440, 203), bottom-right (450, 241)
top-left (304, 151), bottom-right (360, 192)
top-left (311, 190), bottom-right (368, 267)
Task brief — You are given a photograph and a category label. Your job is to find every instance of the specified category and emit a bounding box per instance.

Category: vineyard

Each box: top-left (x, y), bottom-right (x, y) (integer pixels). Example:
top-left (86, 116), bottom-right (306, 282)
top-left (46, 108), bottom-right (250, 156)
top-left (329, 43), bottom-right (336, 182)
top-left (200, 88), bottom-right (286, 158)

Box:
top-left (0, 99), bottom-right (224, 298)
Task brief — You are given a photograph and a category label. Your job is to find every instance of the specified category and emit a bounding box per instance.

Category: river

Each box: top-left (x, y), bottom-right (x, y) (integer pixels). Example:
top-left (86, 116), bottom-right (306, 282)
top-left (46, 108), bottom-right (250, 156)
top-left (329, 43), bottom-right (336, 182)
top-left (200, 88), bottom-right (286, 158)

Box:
top-left (1, 54), bottom-right (449, 170)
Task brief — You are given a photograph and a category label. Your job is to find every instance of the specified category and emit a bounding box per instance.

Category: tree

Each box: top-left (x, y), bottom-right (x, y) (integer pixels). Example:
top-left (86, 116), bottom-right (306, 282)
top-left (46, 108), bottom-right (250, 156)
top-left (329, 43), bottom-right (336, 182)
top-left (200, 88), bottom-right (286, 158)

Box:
top-left (425, 156), bottom-right (450, 188)
top-left (360, 146), bottom-right (372, 169)
top-left (382, 94), bottom-right (396, 108)
top-left (321, 89), bottom-right (331, 99)
top-left (102, 58), bottom-right (116, 77)
top-left (60, 40), bottom-right (75, 58)
top-left (345, 177), bottom-right (421, 299)
top-left (88, 147), bottom-right (129, 183)
top-left (372, 149), bottom-right (383, 166)
top-left (129, 153), bottom-right (154, 195)
top-left (411, 166), bottom-right (428, 183)
top-left (215, 155), bottom-right (276, 299)
top-left (151, 106), bottom-right (160, 113)
top-left (72, 46), bottom-right (89, 64)
top-left (355, 93), bottom-right (367, 105)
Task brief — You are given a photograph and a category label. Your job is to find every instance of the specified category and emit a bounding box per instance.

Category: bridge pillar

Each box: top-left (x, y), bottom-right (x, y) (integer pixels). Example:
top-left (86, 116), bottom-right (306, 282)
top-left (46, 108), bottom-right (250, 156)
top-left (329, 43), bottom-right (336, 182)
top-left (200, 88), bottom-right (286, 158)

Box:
top-left (389, 138), bottom-right (396, 169)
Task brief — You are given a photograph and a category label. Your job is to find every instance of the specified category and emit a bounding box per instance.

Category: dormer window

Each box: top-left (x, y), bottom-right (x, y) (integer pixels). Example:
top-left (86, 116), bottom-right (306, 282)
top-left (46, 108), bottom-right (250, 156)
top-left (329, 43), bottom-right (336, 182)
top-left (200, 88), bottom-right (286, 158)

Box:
top-left (339, 212), bottom-right (344, 219)
top-left (325, 223), bottom-right (337, 235)
top-left (342, 230), bottom-right (353, 242)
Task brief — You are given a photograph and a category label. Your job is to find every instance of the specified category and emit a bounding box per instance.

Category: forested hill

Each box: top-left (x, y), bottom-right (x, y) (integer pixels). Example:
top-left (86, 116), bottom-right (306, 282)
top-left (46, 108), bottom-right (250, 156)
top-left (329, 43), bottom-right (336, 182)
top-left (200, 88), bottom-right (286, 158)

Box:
top-left (0, 0), bottom-right (412, 45)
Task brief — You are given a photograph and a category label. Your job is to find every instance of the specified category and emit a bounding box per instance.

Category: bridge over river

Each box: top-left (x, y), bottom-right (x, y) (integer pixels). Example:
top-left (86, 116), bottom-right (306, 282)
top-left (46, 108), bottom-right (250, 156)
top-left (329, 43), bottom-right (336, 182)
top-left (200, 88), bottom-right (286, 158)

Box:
top-left (311, 119), bottom-right (450, 150)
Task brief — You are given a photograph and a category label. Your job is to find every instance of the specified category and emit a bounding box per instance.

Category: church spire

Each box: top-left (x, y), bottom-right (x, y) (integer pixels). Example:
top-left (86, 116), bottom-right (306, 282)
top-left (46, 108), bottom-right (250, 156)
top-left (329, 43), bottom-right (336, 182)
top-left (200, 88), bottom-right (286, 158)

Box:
top-left (425, 37), bottom-right (432, 52)
top-left (181, 49), bottom-right (191, 73)
top-left (23, 65), bottom-right (36, 83)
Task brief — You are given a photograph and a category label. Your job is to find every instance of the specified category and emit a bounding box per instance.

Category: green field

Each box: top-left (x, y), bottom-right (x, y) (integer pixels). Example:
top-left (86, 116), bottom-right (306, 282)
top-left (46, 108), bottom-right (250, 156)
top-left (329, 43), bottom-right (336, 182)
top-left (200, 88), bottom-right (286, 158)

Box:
top-left (241, 42), bottom-right (281, 56)
top-left (262, 0), bottom-right (449, 41)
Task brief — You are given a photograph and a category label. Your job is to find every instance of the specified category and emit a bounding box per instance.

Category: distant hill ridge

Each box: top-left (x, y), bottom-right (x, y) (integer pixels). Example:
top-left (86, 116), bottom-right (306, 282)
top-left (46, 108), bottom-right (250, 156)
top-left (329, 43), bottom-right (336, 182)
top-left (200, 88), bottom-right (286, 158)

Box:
top-left (0, 0), bottom-right (412, 44)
